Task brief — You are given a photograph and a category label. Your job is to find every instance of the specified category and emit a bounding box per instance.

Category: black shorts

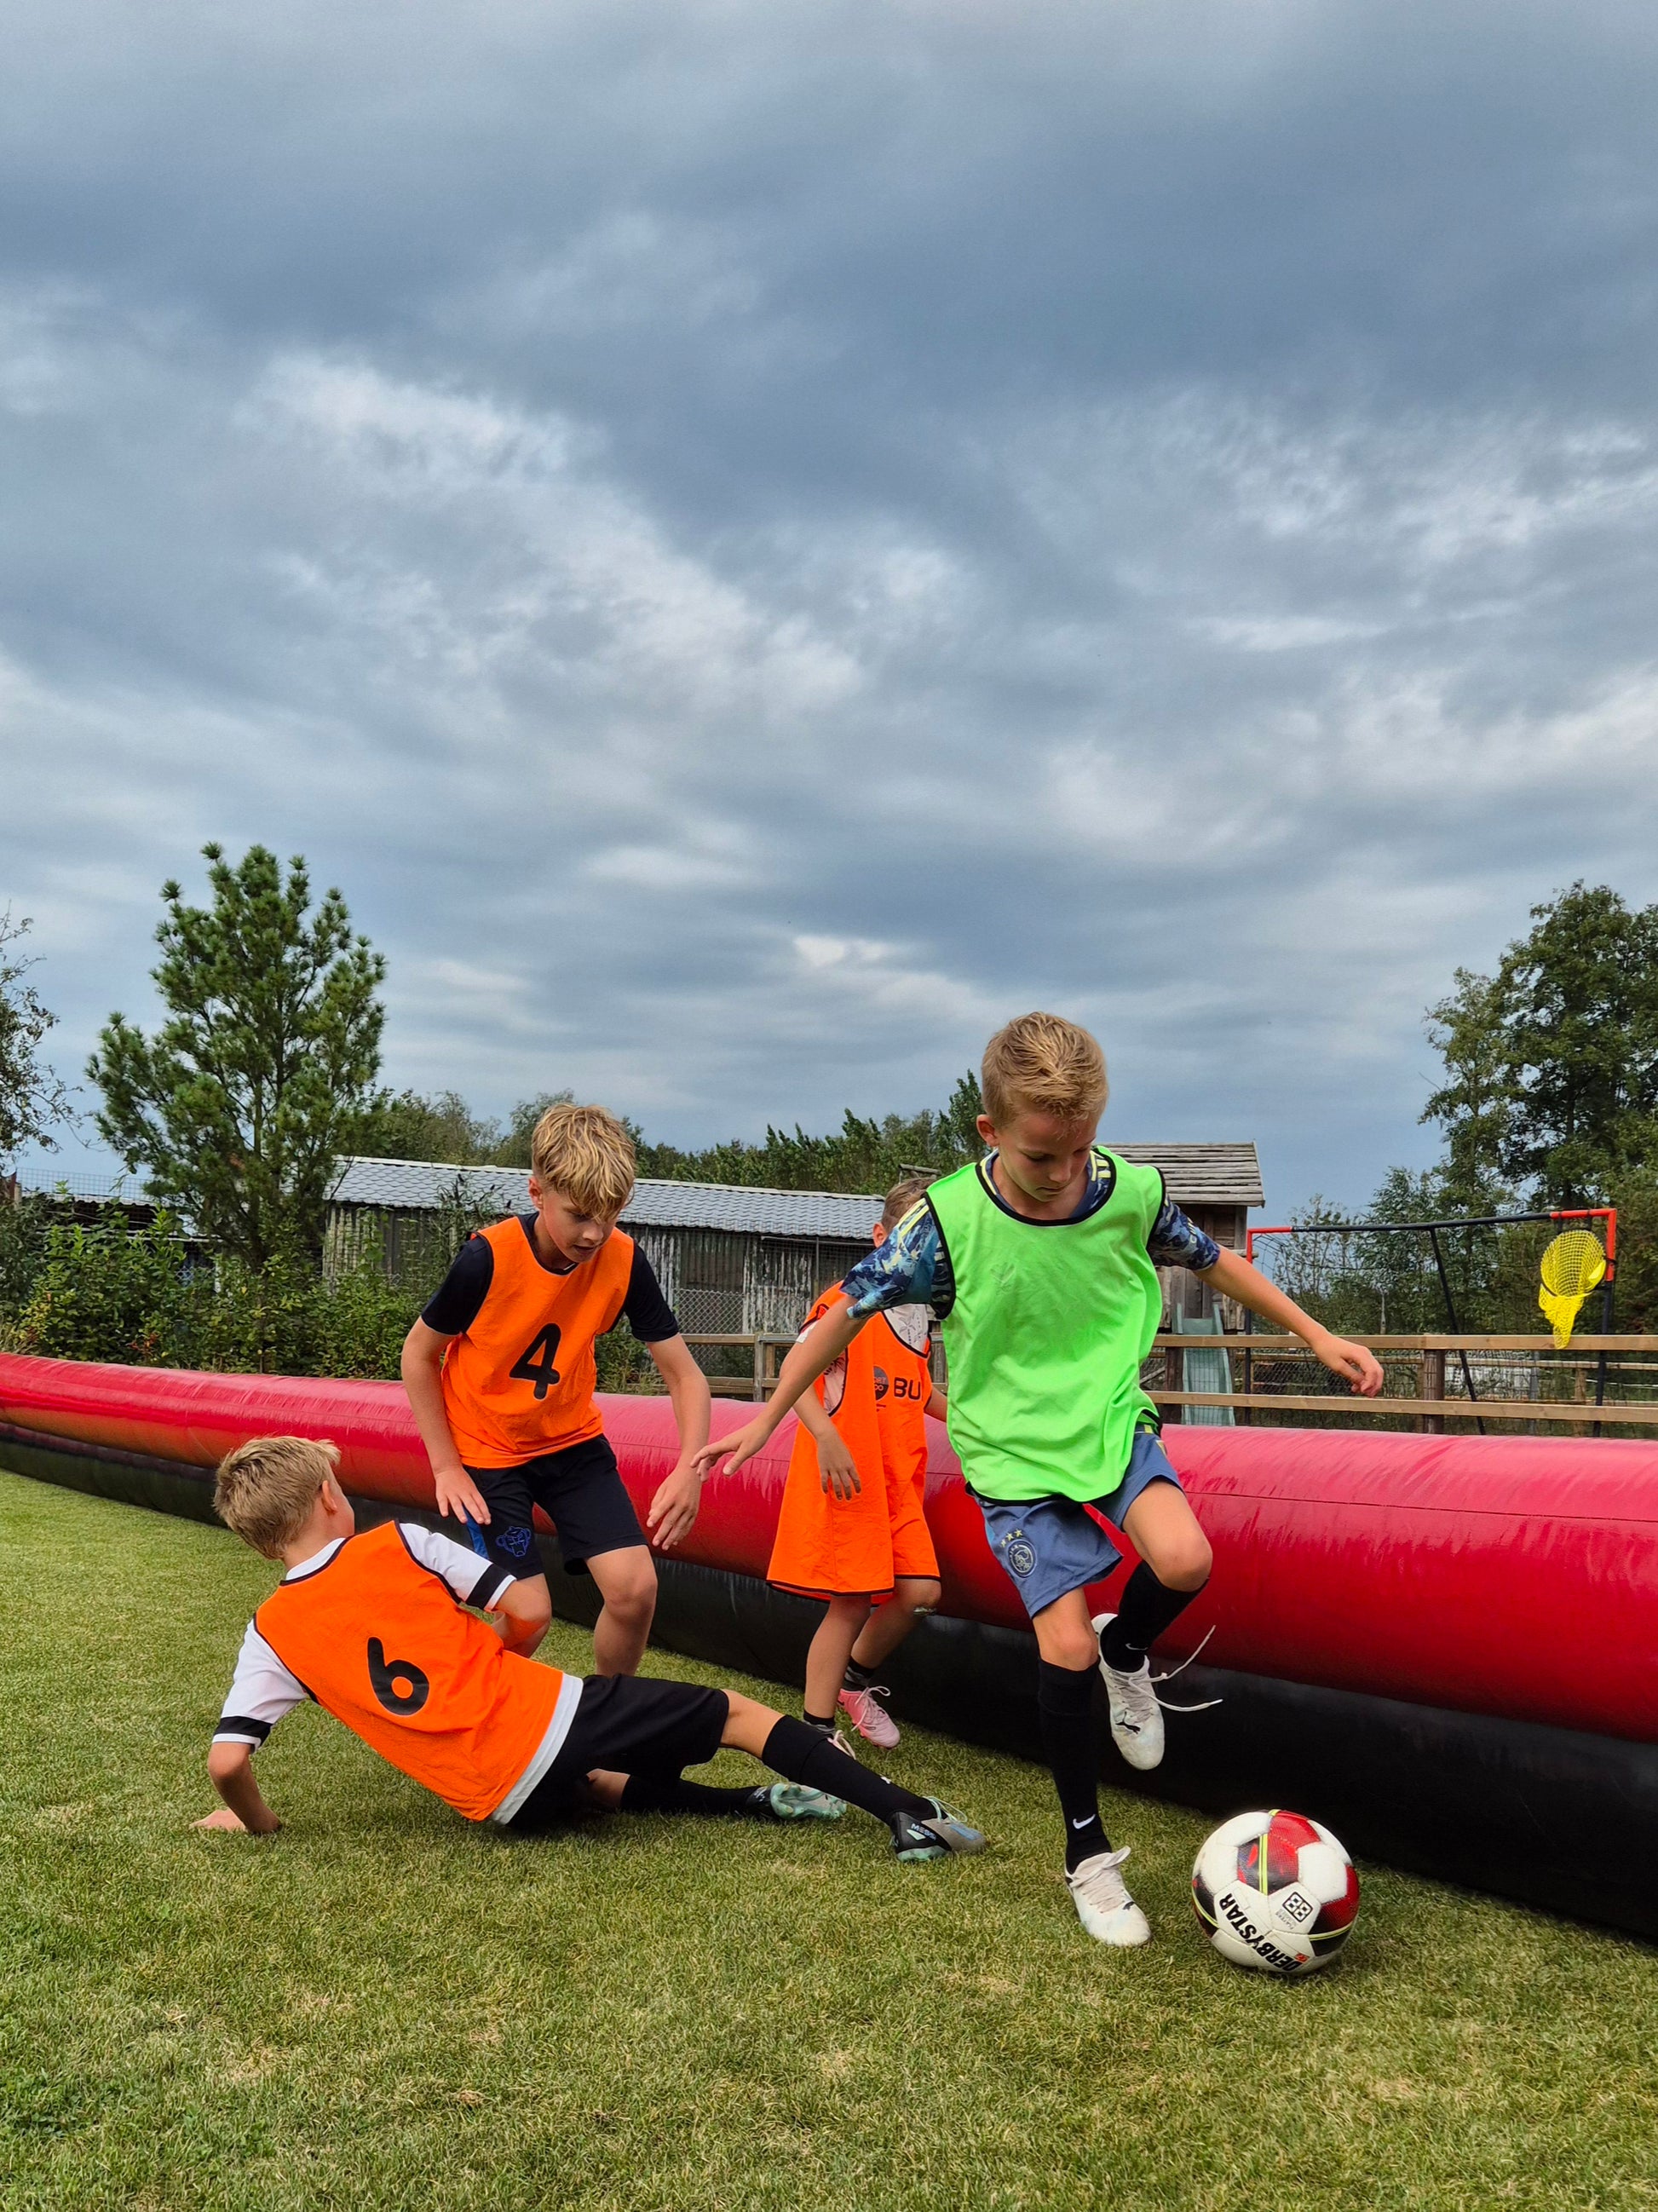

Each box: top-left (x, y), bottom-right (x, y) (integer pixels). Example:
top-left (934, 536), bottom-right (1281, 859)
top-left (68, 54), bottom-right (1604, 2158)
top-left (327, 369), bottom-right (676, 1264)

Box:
top-left (464, 1435), bottom-right (647, 1581)
top-left (507, 1675), bottom-right (730, 1829)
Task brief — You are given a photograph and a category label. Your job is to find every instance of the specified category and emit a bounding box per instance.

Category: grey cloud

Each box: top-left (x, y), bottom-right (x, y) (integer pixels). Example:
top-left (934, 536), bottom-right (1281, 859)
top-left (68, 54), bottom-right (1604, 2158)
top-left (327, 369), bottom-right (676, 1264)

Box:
top-left (3, 0), bottom-right (1658, 1212)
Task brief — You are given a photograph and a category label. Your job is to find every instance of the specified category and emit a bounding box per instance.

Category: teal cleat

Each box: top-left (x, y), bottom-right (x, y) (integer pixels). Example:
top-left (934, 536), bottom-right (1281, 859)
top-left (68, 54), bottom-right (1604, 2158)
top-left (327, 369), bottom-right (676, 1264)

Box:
top-left (890, 1798), bottom-right (987, 1863)
top-left (768, 1782), bottom-right (844, 1821)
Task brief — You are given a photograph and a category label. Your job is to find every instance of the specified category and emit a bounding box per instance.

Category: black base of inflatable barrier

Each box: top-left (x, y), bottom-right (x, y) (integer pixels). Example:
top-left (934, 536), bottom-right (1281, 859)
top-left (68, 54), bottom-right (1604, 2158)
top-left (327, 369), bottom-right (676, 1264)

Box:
top-left (5, 1428), bottom-right (1654, 1943)
top-left (544, 1546), bottom-right (1658, 1945)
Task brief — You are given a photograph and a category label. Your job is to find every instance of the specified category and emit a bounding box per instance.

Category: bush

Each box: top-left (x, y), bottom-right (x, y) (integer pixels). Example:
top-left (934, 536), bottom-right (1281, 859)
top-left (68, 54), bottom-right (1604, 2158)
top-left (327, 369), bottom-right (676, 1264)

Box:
top-left (0, 1191), bottom-right (53, 1335)
top-left (0, 1204), bottom-right (661, 1388)
top-left (7, 1210), bottom-right (210, 1367)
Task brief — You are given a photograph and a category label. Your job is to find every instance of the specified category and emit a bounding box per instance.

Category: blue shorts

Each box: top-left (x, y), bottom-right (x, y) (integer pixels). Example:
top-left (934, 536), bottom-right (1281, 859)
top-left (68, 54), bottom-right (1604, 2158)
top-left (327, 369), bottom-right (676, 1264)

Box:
top-left (974, 1431), bottom-right (1182, 1620)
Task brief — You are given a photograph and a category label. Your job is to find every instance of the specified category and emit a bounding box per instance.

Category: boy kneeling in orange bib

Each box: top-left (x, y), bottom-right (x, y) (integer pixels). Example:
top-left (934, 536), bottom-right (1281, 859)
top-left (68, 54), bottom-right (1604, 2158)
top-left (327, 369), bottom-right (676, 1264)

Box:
top-left (198, 1436), bottom-right (986, 1864)
top-left (769, 1178), bottom-right (947, 1750)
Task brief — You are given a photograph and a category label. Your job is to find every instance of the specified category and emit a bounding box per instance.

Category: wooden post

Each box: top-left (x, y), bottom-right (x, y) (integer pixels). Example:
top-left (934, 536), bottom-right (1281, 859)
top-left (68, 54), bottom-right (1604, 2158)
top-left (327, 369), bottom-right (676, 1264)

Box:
top-left (1421, 1348), bottom-right (1445, 1435)
top-left (752, 1334), bottom-right (765, 1403)
top-left (1163, 1343), bottom-right (1183, 1425)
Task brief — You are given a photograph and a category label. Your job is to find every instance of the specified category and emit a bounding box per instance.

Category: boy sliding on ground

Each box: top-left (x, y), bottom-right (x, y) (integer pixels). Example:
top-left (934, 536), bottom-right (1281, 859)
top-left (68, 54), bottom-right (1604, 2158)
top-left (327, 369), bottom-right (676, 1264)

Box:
top-left (769, 1176), bottom-right (945, 1751)
top-left (402, 1102), bottom-right (709, 1677)
top-left (197, 1436), bottom-right (986, 1863)
top-left (697, 1013), bottom-right (1383, 1949)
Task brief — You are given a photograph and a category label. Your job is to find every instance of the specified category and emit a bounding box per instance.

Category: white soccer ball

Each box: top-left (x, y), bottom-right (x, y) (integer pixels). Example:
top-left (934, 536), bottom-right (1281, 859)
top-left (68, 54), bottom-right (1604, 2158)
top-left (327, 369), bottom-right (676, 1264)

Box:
top-left (1191, 1809), bottom-right (1360, 1976)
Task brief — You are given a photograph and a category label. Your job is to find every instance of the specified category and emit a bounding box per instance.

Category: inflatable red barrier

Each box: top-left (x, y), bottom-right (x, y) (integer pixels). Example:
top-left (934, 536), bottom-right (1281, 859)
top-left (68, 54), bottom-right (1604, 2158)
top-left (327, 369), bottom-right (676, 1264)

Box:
top-left (3, 1351), bottom-right (1655, 1745)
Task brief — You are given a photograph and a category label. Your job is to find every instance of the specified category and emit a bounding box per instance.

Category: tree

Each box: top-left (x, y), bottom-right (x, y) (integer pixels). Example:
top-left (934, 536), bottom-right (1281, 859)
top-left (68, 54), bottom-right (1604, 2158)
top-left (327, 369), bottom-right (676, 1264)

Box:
top-left (492, 1090), bottom-right (578, 1170)
top-left (634, 1073), bottom-right (985, 1192)
top-left (360, 1088), bottom-right (504, 1164)
top-left (1423, 884), bottom-right (1658, 1207)
top-left (0, 910), bottom-right (75, 1167)
top-left (89, 845), bottom-right (387, 1264)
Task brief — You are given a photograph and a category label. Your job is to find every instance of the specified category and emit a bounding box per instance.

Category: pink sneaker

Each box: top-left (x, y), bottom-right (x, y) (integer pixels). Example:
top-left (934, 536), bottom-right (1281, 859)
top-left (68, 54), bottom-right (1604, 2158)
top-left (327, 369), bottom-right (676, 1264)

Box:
top-left (838, 1685), bottom-right (901, 1748)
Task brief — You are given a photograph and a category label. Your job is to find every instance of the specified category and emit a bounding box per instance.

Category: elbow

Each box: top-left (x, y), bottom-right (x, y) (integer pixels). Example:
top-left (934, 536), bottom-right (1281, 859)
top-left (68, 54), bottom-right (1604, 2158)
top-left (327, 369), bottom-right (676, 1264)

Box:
top-left (208, 1739), bottom-right (251, 1787)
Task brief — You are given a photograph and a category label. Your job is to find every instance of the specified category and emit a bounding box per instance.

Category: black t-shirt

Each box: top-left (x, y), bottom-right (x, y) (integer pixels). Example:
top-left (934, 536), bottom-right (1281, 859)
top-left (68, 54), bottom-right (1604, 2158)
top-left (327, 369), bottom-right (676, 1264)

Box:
top-left (420, 1216), bottom-right (681, 1343)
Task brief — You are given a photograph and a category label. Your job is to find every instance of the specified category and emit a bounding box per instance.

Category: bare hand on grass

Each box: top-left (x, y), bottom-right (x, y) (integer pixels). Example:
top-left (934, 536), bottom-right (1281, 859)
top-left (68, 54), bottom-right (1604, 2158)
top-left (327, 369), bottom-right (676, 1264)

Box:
top-left (193, 1806), bottom-right (278, 1835)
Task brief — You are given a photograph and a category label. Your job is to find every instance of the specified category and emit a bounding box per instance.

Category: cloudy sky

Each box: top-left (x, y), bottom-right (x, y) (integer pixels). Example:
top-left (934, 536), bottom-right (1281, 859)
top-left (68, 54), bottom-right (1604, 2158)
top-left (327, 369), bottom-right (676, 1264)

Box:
top-left (4, 0), bottom-right (1658, 1210)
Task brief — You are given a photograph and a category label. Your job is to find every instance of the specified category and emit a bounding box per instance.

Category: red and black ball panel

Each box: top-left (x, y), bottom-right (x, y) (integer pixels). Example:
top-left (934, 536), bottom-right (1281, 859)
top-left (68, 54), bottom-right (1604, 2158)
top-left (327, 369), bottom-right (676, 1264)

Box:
top-left (1236, 1809), bottom-right (1325, 1892)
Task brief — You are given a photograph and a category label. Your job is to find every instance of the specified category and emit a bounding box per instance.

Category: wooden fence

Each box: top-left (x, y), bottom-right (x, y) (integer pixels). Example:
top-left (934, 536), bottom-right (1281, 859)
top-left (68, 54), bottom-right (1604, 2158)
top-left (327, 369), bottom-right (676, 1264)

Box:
top-left (683, 1329), bottom-right (1658, 1431)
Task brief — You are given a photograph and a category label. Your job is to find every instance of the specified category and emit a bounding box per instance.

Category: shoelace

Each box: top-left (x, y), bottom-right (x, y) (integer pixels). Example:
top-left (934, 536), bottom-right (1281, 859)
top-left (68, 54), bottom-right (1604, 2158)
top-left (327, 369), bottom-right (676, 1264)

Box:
top-left (851, 1684), bottom-right (893, 1708)
top-left (1143, 1626), bottom-right (1223, 1714)
top-left (1068, 1844), bottom-right (1132, 1898)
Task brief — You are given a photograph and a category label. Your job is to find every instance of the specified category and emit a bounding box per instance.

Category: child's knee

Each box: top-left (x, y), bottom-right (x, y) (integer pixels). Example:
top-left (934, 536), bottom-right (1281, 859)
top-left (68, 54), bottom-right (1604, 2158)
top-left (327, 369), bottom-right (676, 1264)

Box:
top-left (902, 1578), bottom-right (941, 1616)
top-left (516, 1576), bottom-right (554, 1631)
top-left (601, 1558), bottom-right (658, 1623)
top-left (720, 1691), bottom-right (779, 1753)
top-left (1035, 1618), bottom-right (1102, 1672)
top-left (1154, 1529), bottom-right (1213, 1593)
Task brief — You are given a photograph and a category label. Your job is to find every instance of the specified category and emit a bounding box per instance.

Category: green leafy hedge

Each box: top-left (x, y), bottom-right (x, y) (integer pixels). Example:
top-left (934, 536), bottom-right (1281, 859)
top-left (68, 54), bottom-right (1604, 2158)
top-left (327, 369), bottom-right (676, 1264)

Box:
top-left (0, 1201), bottom-right (659, 1390)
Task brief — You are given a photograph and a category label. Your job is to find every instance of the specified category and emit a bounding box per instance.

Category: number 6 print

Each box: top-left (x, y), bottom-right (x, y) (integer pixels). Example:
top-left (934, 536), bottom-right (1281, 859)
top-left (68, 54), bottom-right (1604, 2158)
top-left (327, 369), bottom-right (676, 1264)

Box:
top-left (367, 1637), bottom-right (431, 1714)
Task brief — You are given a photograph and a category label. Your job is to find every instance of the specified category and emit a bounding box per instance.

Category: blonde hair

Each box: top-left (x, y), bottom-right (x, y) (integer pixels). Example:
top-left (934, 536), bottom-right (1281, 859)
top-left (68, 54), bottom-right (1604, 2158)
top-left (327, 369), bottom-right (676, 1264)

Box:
top-left (215, 1435), bottom-right (338, 1558)
top-left (529, 1102), bottom-right (636, 1218)
top-left (881, 1172), bottom-right (936, 1230)
top-left (981, 1011), bottom-right (1108, 1126)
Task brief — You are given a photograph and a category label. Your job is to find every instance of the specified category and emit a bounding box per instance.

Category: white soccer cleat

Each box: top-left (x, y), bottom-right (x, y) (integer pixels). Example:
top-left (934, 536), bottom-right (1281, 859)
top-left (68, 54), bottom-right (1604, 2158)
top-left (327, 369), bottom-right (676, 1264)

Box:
top-left (1094, 1610), bottom-right (1166, 1771)
top-left (1067, 1846), bottom-right (1152, 1948)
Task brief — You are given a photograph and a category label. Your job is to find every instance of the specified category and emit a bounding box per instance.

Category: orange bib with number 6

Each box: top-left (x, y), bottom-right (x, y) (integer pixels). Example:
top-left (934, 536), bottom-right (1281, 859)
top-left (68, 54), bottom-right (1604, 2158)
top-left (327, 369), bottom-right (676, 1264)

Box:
top-left (256, 1522), bottom-right (567, 1822)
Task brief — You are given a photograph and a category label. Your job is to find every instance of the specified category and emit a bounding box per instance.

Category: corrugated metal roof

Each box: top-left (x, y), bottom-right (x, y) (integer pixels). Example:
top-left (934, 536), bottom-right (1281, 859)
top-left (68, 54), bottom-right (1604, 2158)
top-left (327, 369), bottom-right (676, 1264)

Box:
top-left (329, 1142), bottom-right (1261, 1230)
top-left (328, 1158), bottom-right (532, 1213)
top-left (625, 1182), bottom-right (884, 1237)
top-left (325, 1158), bottom-right (882, 1236)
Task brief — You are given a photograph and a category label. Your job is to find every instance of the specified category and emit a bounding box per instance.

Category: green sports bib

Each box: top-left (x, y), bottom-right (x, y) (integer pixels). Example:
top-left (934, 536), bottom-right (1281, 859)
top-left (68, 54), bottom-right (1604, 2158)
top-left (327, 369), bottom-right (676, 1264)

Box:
top-left (930, 1149), bottom-right (1165, 1504)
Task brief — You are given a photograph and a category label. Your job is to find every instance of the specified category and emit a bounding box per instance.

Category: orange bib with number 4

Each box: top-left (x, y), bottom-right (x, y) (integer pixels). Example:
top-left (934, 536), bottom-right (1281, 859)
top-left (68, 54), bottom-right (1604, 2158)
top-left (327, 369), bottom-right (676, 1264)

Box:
top-left (439, 1218), bottom-right (633, 1467)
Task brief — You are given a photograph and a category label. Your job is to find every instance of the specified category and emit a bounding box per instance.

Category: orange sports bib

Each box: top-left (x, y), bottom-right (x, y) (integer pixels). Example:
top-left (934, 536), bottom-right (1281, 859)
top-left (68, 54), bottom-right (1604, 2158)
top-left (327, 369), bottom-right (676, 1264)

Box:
top-left (256, 1522), bottom-right (567, 1823)
top-left (440, 1218), bottom-right (633, 1466)
top-left (768, 1286), bottom-right (894, 1597)
top-left (872, 1305), bottom-right (933, 1493)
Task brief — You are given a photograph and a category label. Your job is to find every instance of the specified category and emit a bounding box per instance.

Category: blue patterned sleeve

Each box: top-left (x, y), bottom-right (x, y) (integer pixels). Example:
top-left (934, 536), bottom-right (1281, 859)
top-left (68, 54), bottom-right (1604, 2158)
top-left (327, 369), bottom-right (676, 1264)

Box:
top-left (841, 1202), bottom-right (943, 1316)
top-left (1148, 1198), bottom-right (1221, 1272)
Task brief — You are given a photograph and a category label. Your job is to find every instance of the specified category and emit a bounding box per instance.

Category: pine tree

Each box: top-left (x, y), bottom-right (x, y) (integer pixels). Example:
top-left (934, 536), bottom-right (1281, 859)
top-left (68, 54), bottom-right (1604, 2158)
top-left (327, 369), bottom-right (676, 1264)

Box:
top-left (89, 845), bottom-right (386, 1264)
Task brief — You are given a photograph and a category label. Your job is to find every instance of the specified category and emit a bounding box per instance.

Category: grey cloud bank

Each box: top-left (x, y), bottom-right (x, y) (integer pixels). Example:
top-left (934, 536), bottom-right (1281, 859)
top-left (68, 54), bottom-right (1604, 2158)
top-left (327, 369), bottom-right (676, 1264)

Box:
top-left (3, 0), bottom-right (1657, 1209)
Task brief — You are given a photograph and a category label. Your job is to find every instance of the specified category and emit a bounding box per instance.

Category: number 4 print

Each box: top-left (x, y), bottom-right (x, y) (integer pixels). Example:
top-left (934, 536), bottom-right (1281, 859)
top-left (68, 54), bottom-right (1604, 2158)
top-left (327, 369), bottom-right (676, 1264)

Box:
top-left (509, 1324), bottom-right (562, 1399)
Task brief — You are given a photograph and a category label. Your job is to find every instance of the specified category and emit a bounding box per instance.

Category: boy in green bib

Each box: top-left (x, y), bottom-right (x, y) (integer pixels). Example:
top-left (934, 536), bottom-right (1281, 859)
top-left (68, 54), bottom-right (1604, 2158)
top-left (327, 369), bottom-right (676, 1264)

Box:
top-left (697, 1012), bottom-right (1383, 1949)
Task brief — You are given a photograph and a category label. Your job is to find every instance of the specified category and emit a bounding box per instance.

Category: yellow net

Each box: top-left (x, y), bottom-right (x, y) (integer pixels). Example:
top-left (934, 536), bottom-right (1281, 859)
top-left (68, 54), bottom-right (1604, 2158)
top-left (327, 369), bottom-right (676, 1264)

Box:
top-left (1538, 1229), bottom-right (1607, 1348)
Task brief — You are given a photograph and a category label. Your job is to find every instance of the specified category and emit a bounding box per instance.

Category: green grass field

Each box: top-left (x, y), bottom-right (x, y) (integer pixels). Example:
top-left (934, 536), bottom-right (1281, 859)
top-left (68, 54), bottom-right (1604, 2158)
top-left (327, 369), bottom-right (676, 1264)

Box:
top-left (3, 1471), bottom-right (1655, 2212)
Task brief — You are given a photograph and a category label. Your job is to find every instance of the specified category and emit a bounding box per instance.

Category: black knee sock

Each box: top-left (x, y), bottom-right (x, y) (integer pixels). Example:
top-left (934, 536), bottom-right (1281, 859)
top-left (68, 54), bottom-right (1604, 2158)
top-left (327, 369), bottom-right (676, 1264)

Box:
top-left (1098, 1562), bottom-right (1203, 1673)
top-left (1039, 1659), bottom-right (1111, 1872)
top-left (843, 1659), bottom-right (875, 1692)
top-left (761, 1715), bottom-right (933, 1827)
top-left (619, 1774), bottom-right (777, 1821)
